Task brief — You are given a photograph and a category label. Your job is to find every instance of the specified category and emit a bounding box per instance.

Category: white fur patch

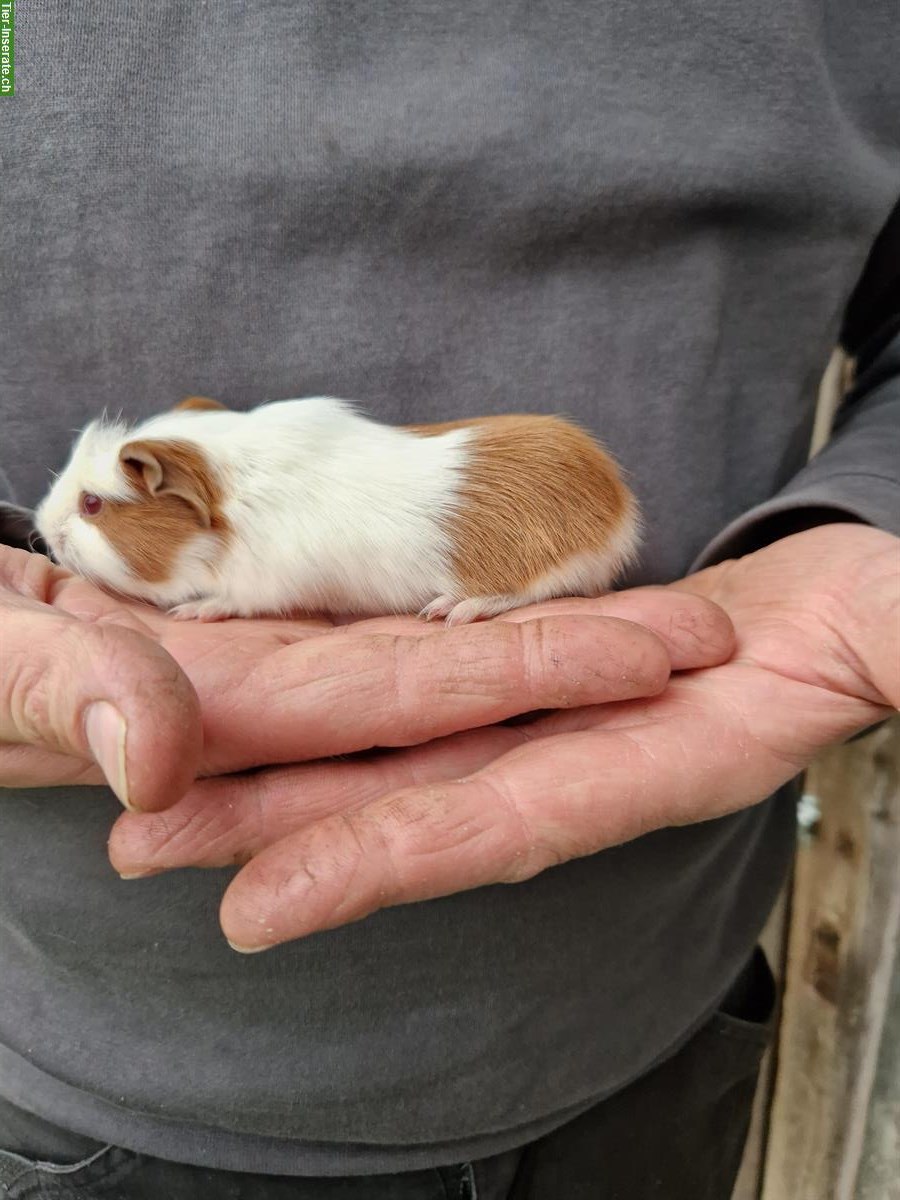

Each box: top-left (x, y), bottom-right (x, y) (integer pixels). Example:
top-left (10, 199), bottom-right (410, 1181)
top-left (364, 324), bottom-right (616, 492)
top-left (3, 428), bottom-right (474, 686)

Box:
top-left (38, 399), bottom-right (473, 616)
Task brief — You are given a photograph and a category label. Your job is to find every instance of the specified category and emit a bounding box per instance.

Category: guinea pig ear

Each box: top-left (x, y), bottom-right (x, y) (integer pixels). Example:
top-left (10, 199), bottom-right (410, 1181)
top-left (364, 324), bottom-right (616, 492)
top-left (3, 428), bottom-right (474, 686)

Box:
top-left (172, 395), bottom-right (227, 412)
top-left (119, 439), bottom-right (218, 529)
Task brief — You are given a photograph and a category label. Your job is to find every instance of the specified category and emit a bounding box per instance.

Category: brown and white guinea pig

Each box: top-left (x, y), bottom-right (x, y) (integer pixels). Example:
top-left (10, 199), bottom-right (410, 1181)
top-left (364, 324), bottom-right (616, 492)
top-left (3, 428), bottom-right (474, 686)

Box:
top-left (35, 396), bottom-right (640, 624)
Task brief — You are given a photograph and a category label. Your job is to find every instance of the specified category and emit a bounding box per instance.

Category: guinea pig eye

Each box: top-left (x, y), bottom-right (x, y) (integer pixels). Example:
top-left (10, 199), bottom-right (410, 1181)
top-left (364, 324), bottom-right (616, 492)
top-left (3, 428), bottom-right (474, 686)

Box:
top-left (79, 493), bottom-right (104, 517)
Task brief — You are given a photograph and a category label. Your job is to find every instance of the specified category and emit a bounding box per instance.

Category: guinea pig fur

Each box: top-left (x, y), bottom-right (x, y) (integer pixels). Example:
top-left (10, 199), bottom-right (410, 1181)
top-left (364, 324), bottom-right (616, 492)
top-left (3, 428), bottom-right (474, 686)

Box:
top-left (36, 396), bottom-right (641, 624)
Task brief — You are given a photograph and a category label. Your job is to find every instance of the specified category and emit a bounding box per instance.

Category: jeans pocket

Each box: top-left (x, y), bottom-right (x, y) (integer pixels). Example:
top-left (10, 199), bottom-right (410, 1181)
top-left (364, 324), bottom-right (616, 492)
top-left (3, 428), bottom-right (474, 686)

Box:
top-left (708, 945), bottom-right (778, 1054)
top-left (0, 1143), bottom-right (136, 1199)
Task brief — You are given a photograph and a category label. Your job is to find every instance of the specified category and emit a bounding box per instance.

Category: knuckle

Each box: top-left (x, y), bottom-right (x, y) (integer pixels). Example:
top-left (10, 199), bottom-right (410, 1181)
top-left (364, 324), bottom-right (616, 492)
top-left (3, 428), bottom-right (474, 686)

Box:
top-left (385, 633), bottom-right (416, 716)
top-left (520, 619), bottom-right (552, 684)
top-left (336, 811), bottom-right (386, 902)
top-left (7, 651), bottom-right (52, 741)
top-left (475, 774), bottom-right (564, 882)
top-left (5, 620), bottom-right (82, 744)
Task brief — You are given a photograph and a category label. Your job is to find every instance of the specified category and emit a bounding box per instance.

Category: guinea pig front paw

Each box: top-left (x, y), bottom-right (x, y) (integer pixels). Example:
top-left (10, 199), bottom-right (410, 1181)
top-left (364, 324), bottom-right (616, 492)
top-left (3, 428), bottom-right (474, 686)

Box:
top-left (167, 598), bottom-right (235, 622)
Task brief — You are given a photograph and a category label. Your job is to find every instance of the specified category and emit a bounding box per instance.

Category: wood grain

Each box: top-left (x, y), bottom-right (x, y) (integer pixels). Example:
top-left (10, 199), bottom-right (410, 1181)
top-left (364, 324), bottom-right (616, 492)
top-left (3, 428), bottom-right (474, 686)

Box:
top-left (759, 721), bottom-right (900, 1200)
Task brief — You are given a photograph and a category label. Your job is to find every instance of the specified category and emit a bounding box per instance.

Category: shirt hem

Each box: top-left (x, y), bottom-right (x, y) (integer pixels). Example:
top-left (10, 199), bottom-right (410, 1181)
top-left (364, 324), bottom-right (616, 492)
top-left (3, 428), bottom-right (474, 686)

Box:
top-left (0, 964), bottom-right (749, 1178)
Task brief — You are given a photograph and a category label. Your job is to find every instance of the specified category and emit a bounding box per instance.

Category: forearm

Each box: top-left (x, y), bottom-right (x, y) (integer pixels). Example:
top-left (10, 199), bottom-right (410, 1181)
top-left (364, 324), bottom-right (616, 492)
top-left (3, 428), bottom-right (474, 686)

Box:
top-left (693, 331), bottom-right (900, 568)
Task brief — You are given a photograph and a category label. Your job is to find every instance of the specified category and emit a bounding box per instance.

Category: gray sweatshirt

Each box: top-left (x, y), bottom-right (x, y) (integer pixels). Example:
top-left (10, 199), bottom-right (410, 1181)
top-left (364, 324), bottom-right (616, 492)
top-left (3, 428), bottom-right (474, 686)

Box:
top-left (1, 0), bottom-right (898, 1177)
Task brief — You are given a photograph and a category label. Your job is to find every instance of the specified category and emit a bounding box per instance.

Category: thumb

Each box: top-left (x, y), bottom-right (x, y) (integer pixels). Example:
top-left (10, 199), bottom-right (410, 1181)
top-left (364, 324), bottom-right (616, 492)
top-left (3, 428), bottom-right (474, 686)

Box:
top-left (1, 594), bottom-right (202, 812)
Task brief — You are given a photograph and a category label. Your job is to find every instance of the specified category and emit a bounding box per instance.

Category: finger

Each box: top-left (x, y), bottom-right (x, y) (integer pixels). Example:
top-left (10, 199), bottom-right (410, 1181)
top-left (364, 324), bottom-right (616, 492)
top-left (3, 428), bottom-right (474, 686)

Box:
top-left (110, 592), bottom-right (734, 866)
top-left (328, 591), bottom-right (735, 672)
top-left (108, 723), bottom-right (530, 874)
top-left (495, 590), bottom-right (735, 671)
top-left (178, 592), bottom-right (732, 777)
top-left (110, 593), bottom-right (734, 871)
top-left (217, 725), bottom-right (654, 950)
top-left (112, 653), bottom-right (838, 877)
top-left (0, 544), bottom-right (71, 599)
top-left (218, 666), bottom-right (883, 951)
top-left (0, 598), bottom-right (202, 812)
top-left (0, 743), bottom-right (105, 789)
top-left (200, 615), bottom-right (674, 771)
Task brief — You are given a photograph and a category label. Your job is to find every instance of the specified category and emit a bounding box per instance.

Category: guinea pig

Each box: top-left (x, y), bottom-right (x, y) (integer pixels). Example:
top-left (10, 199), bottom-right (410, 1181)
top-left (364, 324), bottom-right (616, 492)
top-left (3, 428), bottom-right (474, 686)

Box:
top-left (35, 396), bottom-right (641, 624)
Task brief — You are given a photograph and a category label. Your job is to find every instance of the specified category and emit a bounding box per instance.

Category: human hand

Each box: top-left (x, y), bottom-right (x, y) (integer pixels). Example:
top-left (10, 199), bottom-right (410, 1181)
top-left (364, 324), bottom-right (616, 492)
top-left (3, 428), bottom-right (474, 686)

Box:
top-left (5, 541), bottom-right (733, 809)
top-left (0, 546), bottom-right (202, 810)
top-left (110, 523), bottom-right (899, 951)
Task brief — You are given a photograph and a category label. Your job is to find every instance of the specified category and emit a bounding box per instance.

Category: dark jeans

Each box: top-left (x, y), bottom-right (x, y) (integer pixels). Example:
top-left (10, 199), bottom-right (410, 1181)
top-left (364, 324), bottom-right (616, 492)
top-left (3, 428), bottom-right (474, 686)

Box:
top-left (0, 949), bottom-right (775, 1200)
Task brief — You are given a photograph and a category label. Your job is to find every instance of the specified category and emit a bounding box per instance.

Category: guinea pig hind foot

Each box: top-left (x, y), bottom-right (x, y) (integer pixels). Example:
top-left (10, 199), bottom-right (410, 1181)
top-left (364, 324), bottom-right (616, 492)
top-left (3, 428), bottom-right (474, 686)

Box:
top-left (420, 594), bottom-right (520, 626)
top-left (167, 598), bottom-right (237, 622)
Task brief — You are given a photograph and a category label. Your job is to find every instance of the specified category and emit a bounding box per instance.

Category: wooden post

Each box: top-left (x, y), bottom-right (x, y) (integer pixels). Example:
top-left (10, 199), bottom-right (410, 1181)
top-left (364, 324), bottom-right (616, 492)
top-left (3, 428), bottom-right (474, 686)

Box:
top-left (757, 720), bottom-right (900, 1199)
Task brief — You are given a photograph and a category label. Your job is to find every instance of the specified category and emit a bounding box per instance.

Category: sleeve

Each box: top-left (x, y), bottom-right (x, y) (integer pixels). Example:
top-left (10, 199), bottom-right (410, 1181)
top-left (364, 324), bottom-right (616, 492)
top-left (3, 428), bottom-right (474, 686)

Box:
top-left (691, 200), bottom-right (900, 569)
top-left (0, 467), bottom-right (40, 552)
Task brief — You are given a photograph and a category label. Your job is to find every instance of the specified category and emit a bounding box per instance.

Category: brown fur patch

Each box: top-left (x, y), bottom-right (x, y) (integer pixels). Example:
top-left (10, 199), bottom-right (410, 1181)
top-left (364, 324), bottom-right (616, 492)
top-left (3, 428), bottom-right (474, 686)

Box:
top-left (407, 415), bottom-right (633, 595)
top-left (173, 395), bottom-right (227, 412)
top-left (91, 440), bottom-right (230, 583)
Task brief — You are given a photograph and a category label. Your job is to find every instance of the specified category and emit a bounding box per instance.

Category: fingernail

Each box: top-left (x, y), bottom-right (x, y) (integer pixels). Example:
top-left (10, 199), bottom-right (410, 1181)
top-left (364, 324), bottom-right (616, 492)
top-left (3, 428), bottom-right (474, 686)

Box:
top-left (85, 701), bottom-right (135, 812)
top-left (227, 939), bottom-right (272, 955)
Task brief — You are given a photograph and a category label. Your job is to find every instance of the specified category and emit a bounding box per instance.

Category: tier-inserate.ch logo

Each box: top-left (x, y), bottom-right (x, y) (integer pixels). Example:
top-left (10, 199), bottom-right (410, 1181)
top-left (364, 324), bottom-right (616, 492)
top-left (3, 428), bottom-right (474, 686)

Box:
top-left (1, 0), bottom-right (13, 97)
